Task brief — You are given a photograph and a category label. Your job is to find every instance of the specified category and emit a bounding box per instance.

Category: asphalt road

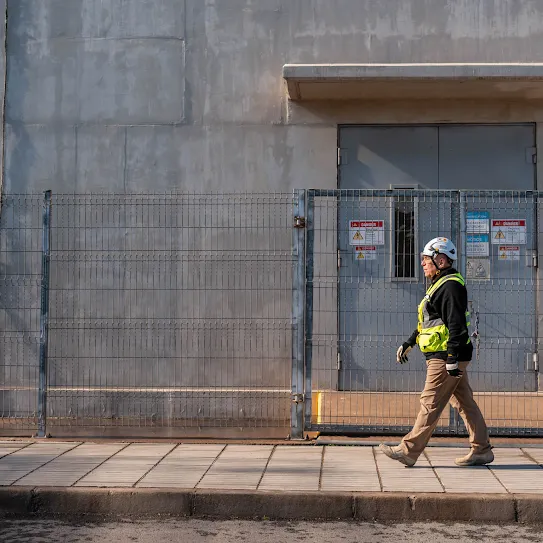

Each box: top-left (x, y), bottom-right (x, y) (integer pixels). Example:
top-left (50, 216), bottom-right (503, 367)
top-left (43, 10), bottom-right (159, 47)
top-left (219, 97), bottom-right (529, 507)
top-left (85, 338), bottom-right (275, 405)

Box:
top-left (0, 518), bottom-right (542, 543)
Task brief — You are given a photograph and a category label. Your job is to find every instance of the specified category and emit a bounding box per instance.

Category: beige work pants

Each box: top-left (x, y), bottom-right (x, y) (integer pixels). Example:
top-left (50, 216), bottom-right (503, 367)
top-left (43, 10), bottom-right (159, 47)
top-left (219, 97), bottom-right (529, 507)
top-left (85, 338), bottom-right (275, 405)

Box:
top-left (400, 359), bottom-right (491, 461)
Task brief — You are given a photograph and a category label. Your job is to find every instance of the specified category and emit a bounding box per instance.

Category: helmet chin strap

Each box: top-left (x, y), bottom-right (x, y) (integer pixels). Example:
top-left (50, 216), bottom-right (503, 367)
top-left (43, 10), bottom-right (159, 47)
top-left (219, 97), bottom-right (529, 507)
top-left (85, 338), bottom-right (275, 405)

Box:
top-left (431, 250), bottom-right (441, 271)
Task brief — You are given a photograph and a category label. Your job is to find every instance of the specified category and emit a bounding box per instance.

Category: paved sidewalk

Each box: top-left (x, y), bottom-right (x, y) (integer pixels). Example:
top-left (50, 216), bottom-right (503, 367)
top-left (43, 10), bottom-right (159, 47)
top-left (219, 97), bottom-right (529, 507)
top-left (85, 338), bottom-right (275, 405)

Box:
top-left (2, 440), bottom-right (543, 493)
top-left (1, 440), bottom-right (543, 522)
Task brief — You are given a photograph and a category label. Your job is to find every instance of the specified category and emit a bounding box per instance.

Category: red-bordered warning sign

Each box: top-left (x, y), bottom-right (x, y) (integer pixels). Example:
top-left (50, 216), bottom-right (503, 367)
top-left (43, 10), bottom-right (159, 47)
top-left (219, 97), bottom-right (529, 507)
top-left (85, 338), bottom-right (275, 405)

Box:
top-left (491, 219), bottom-right (526, 245)
top-left (349, 220), bottom-right (384, 246)
top-left (498, 245), bottom-right (520, 261)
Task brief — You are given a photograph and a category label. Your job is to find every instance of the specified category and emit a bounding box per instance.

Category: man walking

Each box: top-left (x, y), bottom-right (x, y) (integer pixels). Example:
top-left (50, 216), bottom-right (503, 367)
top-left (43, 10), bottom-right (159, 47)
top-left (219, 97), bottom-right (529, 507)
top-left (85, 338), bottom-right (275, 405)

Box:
top-left (379, 237), bottom-right (493, 467)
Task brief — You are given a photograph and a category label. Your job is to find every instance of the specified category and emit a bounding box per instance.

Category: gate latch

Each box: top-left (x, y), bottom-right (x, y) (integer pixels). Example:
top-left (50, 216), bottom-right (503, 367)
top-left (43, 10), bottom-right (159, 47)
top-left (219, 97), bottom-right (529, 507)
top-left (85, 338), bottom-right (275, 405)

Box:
top-left (292, 393), bottom-right (305, 404)
top-left (294, 216), bottom-right (306, 229)
top-left (526, 352), bottom-right (539, 372)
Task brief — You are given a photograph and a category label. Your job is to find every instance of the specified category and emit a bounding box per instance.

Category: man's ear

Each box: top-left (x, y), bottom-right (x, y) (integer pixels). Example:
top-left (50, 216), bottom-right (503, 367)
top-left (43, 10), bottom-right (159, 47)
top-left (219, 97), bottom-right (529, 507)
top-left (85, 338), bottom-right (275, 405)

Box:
top-left (436, 254), bottom-right (448, 269)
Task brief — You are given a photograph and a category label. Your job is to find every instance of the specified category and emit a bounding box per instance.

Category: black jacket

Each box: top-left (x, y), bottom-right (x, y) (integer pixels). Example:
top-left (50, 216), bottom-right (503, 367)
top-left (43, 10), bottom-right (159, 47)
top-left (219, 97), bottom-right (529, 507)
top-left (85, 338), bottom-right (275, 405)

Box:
top-left (406, 267), bottom-right (473, 362)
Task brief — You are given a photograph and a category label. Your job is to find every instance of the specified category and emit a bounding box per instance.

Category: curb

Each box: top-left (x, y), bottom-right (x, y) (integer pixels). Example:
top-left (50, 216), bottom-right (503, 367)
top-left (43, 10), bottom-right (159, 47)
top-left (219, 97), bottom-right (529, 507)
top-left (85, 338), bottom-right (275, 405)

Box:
top-left (1, 488), bottom-right (543, 523)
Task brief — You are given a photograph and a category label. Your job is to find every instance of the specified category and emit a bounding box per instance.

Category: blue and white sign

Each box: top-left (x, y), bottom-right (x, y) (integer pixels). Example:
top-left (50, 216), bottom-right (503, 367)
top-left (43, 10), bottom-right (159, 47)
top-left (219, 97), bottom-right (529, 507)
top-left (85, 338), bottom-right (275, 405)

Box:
top-left (466, 234), bottom-right (490, 257)
top-left (467, 211), bottom-right (490, 233)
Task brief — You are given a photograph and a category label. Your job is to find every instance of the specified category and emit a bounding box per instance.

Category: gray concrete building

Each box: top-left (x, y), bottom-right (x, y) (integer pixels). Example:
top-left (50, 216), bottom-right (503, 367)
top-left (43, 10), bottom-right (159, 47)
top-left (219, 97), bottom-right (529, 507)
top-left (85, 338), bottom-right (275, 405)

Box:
top-left (2, 1), bottom-right (543, 438)
top-left (3, 1), bottom-right (543, 194)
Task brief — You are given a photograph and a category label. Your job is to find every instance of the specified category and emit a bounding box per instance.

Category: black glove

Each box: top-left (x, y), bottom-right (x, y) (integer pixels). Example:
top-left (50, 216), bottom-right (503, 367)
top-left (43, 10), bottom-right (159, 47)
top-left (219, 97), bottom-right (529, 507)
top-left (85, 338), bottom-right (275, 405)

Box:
top-left (396, 342), bottom-right (413, 364)
top-left (446, 356), bottom-right (462, 378)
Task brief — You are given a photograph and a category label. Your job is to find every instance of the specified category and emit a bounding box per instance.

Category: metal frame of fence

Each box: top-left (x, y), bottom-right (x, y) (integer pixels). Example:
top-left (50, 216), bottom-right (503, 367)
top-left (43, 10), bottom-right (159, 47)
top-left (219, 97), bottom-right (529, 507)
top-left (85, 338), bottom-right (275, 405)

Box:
top-left (305, 189), bottom-right (543, 437)
top-left (1, 190), bottom-right (543, 438)
top-left (1, 192), bottom-right (299, 438)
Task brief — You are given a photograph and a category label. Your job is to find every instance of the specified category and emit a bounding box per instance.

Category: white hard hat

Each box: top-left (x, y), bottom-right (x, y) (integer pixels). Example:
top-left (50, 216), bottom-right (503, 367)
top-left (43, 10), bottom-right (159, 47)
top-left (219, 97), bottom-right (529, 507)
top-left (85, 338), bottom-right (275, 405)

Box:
top-left (421, 237), bottom-right (457, 261)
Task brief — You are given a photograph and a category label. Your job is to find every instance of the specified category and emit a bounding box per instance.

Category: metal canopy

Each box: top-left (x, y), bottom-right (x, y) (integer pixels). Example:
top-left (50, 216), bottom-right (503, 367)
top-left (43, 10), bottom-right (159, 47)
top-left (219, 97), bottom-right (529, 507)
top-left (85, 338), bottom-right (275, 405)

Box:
top-left (283, 63), bottom-right (543, 101)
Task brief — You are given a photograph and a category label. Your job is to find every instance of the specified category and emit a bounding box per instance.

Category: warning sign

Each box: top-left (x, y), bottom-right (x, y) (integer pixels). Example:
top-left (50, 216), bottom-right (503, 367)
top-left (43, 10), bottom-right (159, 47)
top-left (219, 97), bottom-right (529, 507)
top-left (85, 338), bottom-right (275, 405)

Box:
top-left (354, 246), bottom-right (377, 261)
top-left (491, 220), bottom-right (526, 245)
top-left (498, 245), bottom-right (520, 261)
top-left (466, 234), bottom-right (489, 257)
top-left (467, 211), bottom-right (490, 233)
top-left (466, 258), bottom-right (490, 280)
top-left (349, 220), bottom-right (385, 246)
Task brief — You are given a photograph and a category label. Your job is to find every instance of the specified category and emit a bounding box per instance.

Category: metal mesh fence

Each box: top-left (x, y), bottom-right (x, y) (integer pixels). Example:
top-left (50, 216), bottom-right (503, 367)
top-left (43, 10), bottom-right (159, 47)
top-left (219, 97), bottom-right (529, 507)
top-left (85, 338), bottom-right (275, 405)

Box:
top-left (0, 195), bottom-right (42, 434)
top-left (308, 189), bottom-right (542, 436)
top-left (2, 189), bottom-right (543, 438)
top-left (1, 193), bottom-right (297, 436)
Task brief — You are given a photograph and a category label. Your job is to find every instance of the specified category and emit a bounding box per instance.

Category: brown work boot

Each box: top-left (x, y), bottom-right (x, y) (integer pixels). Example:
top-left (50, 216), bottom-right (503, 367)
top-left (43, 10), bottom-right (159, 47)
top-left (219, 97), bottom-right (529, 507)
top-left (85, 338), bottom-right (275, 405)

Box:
top-left (378, 443), bottom-right (416, 467)
top-left (454, 448), bottom-right (494, 467)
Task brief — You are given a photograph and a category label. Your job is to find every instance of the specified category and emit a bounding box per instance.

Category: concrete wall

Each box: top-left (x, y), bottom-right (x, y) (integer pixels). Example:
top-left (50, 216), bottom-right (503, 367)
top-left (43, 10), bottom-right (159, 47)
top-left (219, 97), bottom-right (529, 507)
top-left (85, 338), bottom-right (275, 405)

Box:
top-left (4, 1), bottom-right (543, 432)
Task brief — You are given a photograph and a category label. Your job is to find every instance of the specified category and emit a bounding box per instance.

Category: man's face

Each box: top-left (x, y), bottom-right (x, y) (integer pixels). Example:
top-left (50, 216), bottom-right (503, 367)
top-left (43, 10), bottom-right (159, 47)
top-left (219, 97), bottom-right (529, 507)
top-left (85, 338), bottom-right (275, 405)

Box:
top-left (421, 255), bottom-right (437, 278)
top-left (421, 253), bottom-right (450, 277)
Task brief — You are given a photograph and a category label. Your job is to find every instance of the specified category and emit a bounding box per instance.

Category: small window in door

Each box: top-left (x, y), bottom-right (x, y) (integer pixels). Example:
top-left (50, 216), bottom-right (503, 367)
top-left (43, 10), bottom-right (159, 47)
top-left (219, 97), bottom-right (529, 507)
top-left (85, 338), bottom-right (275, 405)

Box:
top-left (390, 186), bottom-right (418, 280)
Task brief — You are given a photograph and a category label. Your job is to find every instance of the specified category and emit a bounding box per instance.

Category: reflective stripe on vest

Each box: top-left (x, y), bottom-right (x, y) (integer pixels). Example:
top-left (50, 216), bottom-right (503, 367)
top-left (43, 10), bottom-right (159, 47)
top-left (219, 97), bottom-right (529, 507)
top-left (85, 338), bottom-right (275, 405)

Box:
top-left (416, 273), bottom-right (471, 353)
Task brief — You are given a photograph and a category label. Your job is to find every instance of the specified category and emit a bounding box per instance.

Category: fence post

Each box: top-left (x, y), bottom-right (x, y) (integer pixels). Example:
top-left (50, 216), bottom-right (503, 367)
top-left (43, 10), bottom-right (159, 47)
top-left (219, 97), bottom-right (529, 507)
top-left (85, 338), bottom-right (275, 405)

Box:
top-left (449, 191), bottom-right (468, 434)
top-left (456, 192), bottom-right (468, 433)
top-left (458, 191), bottom-right (468, 279)
top-left (291, 190), bottom-right (306, 439)
top-left (37, 190), bottom-right (52, 438)
top-left (303, 191), bottom-right (315, 433)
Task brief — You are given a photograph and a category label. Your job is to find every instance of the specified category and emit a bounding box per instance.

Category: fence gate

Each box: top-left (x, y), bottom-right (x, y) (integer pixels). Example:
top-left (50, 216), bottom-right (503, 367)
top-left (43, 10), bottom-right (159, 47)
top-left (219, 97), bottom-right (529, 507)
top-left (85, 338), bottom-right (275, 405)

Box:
top-left (304, 189), bottom-right (542, 436)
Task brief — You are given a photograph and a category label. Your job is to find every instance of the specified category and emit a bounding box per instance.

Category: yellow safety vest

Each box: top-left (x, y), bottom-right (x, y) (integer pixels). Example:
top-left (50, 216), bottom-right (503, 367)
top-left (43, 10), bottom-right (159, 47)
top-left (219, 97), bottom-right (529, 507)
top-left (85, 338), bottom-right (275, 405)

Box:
top-left (417, 273), bottom-right (471, 353)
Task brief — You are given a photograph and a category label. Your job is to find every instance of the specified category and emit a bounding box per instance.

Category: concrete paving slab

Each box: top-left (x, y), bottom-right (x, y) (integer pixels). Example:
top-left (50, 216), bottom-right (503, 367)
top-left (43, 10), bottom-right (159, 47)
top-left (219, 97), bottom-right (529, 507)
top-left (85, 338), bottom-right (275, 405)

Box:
top-left (14, 443), bottom-right (127, 487)
top-left (425, 448), bottom-right (507, 493)
top-left (523, 447), bottom-right (543, 464)
top-left (258, 446), bottom-right (322, 491)
top-left (320, 446), bottom-right (381, 492)
top-left (0, 442), bottom-right (80, 486)
top-left (198, 445), bottom-right (272, 490)
top-left (138, 444), bottom-right (224, 488)
top-left (375, 449), bottom-right (444, 493)
top-left (489, 448), bottom-right (543, 494)
top-left (0, 442), bottom-right (28, 459)
top-left (75, 443), bottom-right (175, 487)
